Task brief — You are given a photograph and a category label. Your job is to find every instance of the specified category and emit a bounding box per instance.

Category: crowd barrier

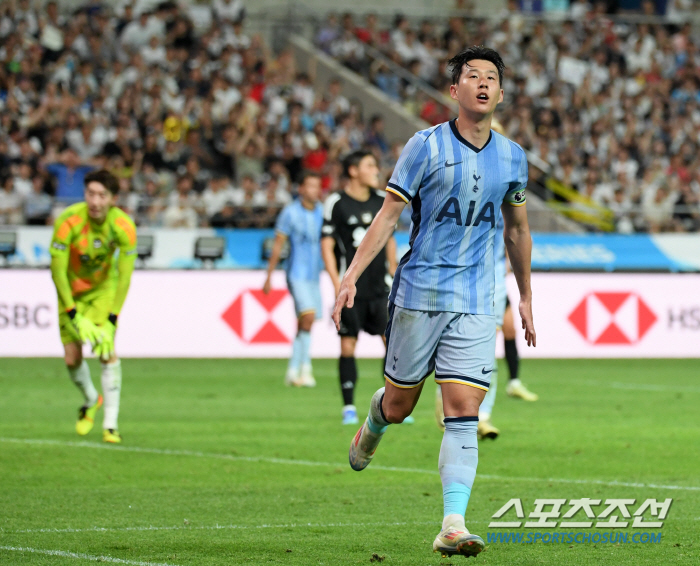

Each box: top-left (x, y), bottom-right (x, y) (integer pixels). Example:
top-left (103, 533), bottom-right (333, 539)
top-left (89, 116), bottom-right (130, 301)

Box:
top-left (1, 270), bottom-right (698, 358)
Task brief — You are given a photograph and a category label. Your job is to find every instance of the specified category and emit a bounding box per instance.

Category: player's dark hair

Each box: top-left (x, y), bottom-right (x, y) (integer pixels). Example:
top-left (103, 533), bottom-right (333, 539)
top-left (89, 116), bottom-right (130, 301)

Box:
top-left (299, 170), bottom-right (321, 185)
top-left (84, 169), bottom-right (119, 195)
top-left (342, 150), bottom-right (375, 178)
top-left (447, 46), bottom-right (505, 86)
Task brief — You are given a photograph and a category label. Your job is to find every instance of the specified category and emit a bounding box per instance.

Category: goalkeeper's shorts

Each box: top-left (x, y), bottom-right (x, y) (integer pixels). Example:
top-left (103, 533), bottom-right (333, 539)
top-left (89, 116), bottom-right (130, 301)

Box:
top-left (58, 287), bottom-right (115, 345)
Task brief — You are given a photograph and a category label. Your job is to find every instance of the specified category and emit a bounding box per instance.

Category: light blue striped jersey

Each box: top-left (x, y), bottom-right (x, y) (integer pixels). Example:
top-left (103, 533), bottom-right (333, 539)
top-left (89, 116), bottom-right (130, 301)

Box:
top-left (386, 120), bottom-right (527, 314)
top-left (494, 214), bottom-right (506, 287)
top-left (275, 199), bottom-right (324, 282)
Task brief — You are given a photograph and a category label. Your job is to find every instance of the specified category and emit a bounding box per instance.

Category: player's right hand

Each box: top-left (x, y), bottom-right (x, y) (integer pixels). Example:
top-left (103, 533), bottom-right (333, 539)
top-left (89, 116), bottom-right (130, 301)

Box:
top-left (94, 320), bottom-right (116, 362)
top-left (262, 276), bottom-right (272, 295)
top-left (72, 313), bottom-right (101, 347)
top-left (519, 297), bottom-right (536, 347)
top-left (332, 279), bottom-right (356, 331)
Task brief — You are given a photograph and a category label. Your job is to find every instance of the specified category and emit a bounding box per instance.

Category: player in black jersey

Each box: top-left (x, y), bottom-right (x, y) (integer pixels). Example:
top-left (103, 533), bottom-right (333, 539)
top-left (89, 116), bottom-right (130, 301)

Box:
top-left (321, 151), bottom-right (399, 425)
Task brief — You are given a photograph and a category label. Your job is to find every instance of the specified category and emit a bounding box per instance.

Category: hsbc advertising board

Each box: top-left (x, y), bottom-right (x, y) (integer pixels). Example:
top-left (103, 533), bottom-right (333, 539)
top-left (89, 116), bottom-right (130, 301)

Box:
top-left (0, 271), bottom-right (698, 358)
top-left (505, 273), bottom-right (700, 358)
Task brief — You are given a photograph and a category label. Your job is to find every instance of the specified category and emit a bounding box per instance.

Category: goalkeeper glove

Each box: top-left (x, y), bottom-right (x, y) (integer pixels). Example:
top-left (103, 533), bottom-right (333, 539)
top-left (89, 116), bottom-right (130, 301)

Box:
top-left (67, 309), bottom-right (101, 347)
top-left (94, 314), bottom-right (117, 362)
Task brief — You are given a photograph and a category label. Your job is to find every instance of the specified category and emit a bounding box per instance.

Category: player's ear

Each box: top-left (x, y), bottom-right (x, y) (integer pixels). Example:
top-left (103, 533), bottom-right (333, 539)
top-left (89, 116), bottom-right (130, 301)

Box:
top-left (449, 83), bottom-right (459, 101)
top-left (498, 89), bottom-right (504, 104)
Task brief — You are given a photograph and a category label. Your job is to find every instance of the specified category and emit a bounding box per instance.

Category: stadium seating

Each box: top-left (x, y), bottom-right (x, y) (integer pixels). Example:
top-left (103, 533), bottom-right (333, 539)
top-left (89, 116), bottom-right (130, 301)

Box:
top-left (317, 7), bottom-right (700, 233)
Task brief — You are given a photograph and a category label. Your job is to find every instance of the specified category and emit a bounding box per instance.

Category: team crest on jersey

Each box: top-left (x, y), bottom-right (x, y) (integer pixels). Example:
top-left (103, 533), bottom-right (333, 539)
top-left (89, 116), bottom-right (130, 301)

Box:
top-left (94, 239), bottom-right (102, 248)
top-left (347, 215), bottom-right (359, 225)
top-left (361, 212), bottom-right (373, 224)
top-left (473, 174), bottom-right (481, 193)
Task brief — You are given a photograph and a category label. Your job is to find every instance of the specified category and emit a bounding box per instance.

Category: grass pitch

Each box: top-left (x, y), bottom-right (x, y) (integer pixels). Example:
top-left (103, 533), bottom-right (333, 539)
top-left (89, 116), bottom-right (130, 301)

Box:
top-left (0, 357), bottom-right (698, 565)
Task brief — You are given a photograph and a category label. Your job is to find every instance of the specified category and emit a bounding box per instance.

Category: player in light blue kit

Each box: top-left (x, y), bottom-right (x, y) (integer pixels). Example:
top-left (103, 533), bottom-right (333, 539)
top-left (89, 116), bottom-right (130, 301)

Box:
top-left (264, 172), bottom-right (324, 387)
top-left (333, 47), bottom-right (536, 558)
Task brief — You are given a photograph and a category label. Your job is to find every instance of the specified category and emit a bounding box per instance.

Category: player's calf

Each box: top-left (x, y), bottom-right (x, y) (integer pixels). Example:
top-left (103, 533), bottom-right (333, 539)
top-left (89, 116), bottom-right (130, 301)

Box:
top-left (349, 388), bottom-right (390, 471)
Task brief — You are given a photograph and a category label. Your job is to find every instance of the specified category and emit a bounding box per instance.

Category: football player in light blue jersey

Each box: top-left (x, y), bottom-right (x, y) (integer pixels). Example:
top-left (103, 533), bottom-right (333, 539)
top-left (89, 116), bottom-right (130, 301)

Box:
top-left (333, 46), bottom-right (536, 559)
top-left (264, 172), bottom-right (324, 387)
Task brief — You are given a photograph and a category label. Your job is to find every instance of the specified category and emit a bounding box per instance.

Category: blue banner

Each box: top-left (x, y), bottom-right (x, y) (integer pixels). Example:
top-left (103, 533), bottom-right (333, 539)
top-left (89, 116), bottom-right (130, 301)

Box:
top-left (218, 231), bottom-right (689, 272)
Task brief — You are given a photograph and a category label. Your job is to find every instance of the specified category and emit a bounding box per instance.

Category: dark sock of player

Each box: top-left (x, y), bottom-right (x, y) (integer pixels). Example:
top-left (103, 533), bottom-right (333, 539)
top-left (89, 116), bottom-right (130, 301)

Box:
top-left (339, 356), bottom-right (358, 406)
top-left (504, 339), bottom-right (519, 381)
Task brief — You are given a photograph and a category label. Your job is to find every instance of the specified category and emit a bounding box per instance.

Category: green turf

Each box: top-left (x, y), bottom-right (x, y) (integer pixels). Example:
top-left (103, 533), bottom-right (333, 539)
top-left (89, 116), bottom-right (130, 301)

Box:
top-left (0, 358), bottom-right (698, 565)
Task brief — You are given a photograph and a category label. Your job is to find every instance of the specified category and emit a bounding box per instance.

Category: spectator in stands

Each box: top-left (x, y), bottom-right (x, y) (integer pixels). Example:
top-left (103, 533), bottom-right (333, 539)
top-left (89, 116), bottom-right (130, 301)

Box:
top-left (214, 0), bottom-right (246, 24)
top-left (23, 175), bottom-right (53, 226)
top-left (202, 174), bottom-right (239, 219)
top-left (210, 201), bottom-right (239, 228)
top-left (44, 149), bottom-right (94, 204)
top-left (0, 176), bottom-right (23, 225)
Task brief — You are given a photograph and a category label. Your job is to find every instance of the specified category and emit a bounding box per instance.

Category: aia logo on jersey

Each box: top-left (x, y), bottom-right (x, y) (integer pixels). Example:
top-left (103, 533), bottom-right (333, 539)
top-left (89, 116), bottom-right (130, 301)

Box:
top-left (568, 292), bottom-right (657, 345)
top-left (436, 199), bottom-right (495, 228)
top-left (221, 289), bottom-right (293, 344)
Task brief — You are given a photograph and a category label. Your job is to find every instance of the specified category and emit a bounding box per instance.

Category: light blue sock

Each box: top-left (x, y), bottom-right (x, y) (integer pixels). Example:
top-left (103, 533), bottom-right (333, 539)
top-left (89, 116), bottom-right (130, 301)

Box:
top-left (288, 334), bottom-right (304, 372)
top-left (479, 360), bottom-right (498, 418)
top-left (367, 388), bottom-right (389, 434)
top-left (440, 417), bottom-right (479, 518)
top-left (299, 330), bottom-right (312, 365)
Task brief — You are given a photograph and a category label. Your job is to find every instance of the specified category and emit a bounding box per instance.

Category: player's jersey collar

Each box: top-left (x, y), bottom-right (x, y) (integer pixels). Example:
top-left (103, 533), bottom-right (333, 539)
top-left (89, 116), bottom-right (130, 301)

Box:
top-left (449, 119), bottom-right (492, 154)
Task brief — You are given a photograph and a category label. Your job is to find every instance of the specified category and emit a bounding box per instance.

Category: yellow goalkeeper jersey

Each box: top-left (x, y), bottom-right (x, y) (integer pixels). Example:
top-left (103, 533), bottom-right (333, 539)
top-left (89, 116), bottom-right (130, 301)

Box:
top-left (50, 203), bottom-right (137, 312)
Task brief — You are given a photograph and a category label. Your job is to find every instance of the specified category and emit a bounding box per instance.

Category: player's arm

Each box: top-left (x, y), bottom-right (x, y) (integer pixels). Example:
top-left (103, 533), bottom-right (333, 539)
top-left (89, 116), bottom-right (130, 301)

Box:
top-left (320, 236), bottom-right (341, 295)
top-left (263, 232), bottom-right (287, 294)
top-left (50, 253), bottom-right (76, 312)
top-left (385, 235), bottom-right (398, 276)
top-left (97, 217), bottom-right (137, 361)
top-left (321, 194), bottom-right (342, 295)
top-left (501, 202), bottom-right (535, 347)
top-left (332, 193), bottom-right (405, 328)
top-left (49, 216), bottom-right (100, 345)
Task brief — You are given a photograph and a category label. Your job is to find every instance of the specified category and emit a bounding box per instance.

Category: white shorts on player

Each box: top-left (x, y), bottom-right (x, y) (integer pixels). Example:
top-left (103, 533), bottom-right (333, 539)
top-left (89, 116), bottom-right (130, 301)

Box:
top-left (384, 303), bottom-right (496, 391)
top-left (288, 278), bottom-right (323, 319)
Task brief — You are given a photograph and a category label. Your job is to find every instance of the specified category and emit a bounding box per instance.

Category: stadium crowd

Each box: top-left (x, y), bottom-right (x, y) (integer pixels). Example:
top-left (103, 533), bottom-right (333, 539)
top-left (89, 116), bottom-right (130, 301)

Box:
top-left (318, 0), bottom-right (700, 232)
top-left (0, 0), bottom-right (397, 229)
top-left (1, 0), bottom-right (699, 233)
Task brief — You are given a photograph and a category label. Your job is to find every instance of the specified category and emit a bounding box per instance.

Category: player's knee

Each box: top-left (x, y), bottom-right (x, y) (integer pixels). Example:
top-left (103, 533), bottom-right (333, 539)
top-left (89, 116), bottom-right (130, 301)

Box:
top-left (340, 338), bottom-right (357, 357)
top-left (299, 313), bottom-right (314, 332)
top-left (382, 401), bottom-right (412, 424)
top-left (65, 352), bottom-right (82, 369)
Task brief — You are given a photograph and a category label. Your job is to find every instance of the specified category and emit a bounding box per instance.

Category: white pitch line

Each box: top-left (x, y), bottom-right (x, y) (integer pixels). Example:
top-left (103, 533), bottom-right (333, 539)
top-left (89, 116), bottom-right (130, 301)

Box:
top-left (0, 545), bottom-right (176, 566)
top-left (2, 520), bottom-right (438, 536)
top-left (1, 437), bottom-right (699, 492)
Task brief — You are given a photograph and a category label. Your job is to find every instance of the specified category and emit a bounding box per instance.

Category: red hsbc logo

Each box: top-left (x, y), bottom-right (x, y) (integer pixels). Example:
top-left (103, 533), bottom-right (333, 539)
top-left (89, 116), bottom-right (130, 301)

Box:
top-left (221, 289), bottom-right (293, 344)
top-left (568, 292), bottom-right (657, 345)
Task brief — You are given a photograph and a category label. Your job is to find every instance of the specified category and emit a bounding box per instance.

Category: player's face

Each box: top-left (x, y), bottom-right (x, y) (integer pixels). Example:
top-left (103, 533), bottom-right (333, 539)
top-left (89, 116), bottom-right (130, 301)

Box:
top-left (354, 155), bottom-right (379, 189)
top-left (85, 181), bottom-right (115, 222)
top-left (450, 60), bottom-right (503, 117)
top-left (299, 176), bottom-right (322, 204)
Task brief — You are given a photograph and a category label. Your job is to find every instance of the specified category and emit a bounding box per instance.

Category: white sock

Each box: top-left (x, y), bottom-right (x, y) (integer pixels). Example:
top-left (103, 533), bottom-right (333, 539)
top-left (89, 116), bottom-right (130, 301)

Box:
top-left (101, 360), bottom-right (122, 430)
top-left (68, 360), bottom-right (98, 406)
top-left (442, 513), bottom-right (466, 531)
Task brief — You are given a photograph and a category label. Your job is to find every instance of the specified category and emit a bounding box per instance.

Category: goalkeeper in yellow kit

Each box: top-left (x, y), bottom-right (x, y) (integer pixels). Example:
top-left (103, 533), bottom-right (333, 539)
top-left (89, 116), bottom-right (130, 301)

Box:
top-left (50, 170), bottom-right (137, 444)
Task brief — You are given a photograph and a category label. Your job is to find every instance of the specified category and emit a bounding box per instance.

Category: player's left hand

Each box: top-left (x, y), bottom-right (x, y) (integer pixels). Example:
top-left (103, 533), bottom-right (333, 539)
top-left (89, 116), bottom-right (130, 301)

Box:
top-left (519, 297), bottom-right (536, 347)
top-left (332, 278), bottom-right (356, 331)
top-left (95, 320), bottom-right (116, 362)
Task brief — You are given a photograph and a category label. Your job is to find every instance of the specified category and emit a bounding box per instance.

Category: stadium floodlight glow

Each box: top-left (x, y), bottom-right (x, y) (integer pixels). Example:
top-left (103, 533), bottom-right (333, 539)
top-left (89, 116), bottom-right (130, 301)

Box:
top-left (136, 234), bottom-right (154, 261)
top-left (194, 236), bottom-right (225, 266)
top-left (0, 231), bottom-right (17, 264)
